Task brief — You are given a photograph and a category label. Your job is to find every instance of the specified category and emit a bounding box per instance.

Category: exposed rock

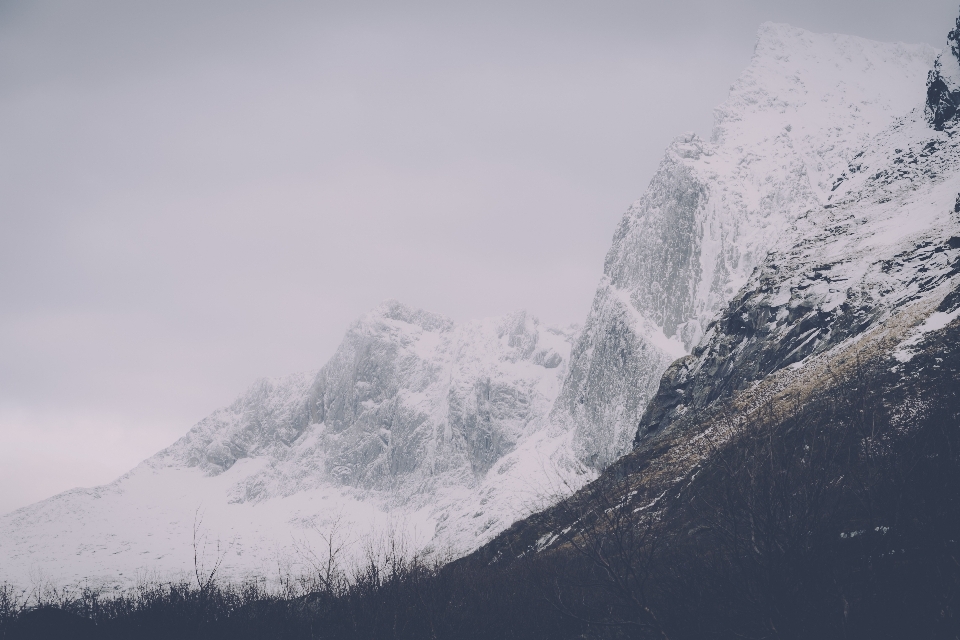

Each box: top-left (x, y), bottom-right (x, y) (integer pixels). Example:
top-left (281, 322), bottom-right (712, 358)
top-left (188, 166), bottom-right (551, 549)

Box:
top-left (927, 14), bottom-right (960, 130)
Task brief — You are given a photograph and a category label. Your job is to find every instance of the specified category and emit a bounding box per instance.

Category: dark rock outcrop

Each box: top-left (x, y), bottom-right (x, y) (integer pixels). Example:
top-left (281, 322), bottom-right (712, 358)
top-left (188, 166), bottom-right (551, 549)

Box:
top-left (927, 14), bottom-right (960, 130)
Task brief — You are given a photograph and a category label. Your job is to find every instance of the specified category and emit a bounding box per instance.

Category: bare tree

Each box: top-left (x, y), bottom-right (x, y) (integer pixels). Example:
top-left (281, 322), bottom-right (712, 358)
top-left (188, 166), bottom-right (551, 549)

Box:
top-left (541, 471), bottom-right (671, 640)
top-left (293, 513), bottom-right (349, 596)
top-left (192, 507), bottom-right (226, 595)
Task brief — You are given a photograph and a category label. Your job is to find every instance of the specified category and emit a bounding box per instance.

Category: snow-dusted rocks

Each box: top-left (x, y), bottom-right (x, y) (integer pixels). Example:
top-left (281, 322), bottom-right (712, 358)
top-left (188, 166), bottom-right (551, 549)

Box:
top-left (559, 23), bottom-right (936, 469)
top-left (553, 278), bottom-right (686, 469)
top-left (926, 14), bottom-right (960, 130)
top-left (162, 301), bottom-right (574, 498)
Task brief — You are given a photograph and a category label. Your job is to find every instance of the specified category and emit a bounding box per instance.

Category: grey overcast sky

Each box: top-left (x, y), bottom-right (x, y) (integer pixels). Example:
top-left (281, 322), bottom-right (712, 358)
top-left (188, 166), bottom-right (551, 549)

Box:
top-left (1, 0), bottom-right (956, 514)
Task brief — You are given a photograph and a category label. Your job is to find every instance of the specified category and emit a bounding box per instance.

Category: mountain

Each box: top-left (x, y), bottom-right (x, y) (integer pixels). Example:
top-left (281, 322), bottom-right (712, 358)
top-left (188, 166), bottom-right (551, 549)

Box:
top-left (474, 18), bottom-right (960, 575)
top-left (0, 23), bottom-right (943, 590)
top-left (0, 304), bottom-right (583, 586)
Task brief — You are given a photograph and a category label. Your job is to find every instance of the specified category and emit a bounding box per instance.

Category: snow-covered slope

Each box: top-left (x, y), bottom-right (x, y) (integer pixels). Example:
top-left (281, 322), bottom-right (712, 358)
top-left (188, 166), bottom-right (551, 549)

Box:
top-left (556, 24), bottom-right (936, 469)
top-left (0, 23), bottom-right (943, 590)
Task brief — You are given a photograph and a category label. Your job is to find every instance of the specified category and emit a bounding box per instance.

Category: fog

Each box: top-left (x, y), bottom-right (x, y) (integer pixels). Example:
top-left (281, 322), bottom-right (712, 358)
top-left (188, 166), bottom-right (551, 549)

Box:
top-left (1, 0), bottom-right (955, 514)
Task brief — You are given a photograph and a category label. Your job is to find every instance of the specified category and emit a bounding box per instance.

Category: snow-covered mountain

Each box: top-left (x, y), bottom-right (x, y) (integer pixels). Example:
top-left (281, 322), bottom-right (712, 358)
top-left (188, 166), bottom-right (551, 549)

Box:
top-left (554, 23), bottom-right (935, 469)
top-left (0, 303), bottom-right (585, 586)
top-left (476, 16), bottom-right (960, 569)
top-left (162, 302), bottom-right (575, 498)
top-left (0, 22), bottom-right (943, 589)
top-left (636, 20), bottom-right (960, 439)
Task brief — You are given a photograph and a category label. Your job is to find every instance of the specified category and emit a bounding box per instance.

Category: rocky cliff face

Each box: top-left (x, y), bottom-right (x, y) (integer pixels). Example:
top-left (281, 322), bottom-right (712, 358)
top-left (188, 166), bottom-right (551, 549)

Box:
top-left (162, 301), bottom-right (573, 499)
top-left (926, 13), bottom-right (960, 130)
top-left (556, 23), bottom-right (936, 469)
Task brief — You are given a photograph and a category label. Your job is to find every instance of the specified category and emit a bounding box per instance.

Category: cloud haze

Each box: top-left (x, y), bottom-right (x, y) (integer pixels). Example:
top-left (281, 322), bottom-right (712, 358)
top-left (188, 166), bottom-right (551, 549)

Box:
top-left (1, 0), bottom-right (956, 514)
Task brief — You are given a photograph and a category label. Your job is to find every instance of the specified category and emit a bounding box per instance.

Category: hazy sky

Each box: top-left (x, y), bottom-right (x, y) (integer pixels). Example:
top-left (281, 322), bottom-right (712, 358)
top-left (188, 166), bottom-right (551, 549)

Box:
top-left (1, 0), bottom-right (956, 515)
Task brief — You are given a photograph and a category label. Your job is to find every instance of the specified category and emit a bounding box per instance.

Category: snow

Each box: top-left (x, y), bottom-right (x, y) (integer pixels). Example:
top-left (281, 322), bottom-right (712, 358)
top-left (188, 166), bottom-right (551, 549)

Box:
top-left (893, 307), bottom-right (960, 362)
top-left (608, 283), bottom-right (687, 361)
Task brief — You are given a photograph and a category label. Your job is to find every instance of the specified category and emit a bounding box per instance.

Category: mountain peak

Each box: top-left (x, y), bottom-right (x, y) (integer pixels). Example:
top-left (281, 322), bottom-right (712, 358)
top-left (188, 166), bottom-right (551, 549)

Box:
top-left (666, 133), bottom-right (704, 161)
top-left (362, 299), bottom-right (455, 333)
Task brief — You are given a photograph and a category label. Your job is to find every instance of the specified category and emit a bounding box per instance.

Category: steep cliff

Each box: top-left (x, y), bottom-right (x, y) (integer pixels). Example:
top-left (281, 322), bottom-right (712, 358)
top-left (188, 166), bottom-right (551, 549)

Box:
top-left (637, 70), bottom-right (960, 440)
